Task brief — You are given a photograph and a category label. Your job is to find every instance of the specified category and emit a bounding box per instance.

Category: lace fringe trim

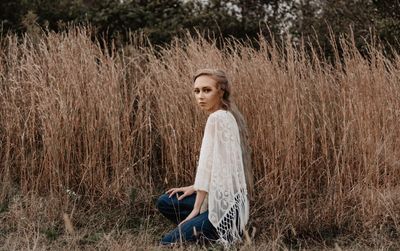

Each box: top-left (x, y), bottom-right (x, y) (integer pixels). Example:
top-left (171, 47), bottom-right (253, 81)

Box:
top-left (214, 191), bottom-right (248, 248)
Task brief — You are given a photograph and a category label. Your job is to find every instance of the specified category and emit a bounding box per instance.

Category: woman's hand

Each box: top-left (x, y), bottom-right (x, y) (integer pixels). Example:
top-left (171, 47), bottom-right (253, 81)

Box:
top-left (178, 208), bottom-right (200, 226)
top-left (165, 185), bottom-right (195, 200)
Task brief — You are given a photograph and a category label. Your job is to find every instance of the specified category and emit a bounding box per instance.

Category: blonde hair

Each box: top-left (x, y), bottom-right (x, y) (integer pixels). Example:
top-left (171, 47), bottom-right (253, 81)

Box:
top-left (193, 69), bottom-right (254, 198)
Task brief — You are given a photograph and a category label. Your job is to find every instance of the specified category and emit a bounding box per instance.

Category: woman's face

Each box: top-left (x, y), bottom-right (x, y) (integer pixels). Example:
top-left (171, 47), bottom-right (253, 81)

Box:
top-left (193, 75), bottom-right (223, 113)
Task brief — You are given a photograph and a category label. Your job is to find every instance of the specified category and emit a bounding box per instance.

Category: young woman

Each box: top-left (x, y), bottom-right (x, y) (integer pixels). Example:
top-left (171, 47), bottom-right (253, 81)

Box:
top-left (156, 69), bottom-right (253, 247)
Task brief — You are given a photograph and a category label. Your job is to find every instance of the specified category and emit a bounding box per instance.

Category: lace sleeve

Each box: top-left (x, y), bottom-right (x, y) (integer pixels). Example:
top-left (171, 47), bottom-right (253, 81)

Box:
top-left (204, 111), bottom-right (249, 246)
top-left (193, 115), bottom-right (217, 192)
top-left (194, 111), bottom-right (249, 246)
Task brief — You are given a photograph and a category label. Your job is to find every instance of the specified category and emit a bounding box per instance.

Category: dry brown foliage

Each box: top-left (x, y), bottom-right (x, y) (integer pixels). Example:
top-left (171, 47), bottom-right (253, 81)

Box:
top-left (0, 27), bottom-right (400, 249)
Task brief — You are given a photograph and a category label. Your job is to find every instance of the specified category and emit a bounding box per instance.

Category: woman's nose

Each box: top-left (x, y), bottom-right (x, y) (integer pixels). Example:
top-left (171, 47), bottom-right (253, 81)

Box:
top-left (198, 92), bottom-right (205, 99)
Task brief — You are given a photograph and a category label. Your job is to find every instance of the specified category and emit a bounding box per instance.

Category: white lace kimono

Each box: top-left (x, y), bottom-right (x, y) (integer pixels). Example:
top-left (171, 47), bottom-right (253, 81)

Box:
top-left (193, 109), bottom-right (249, 246)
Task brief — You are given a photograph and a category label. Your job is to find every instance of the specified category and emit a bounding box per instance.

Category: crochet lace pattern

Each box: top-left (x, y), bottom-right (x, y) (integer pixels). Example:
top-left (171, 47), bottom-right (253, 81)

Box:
top-left (193, 110), bottom-right (249, 247)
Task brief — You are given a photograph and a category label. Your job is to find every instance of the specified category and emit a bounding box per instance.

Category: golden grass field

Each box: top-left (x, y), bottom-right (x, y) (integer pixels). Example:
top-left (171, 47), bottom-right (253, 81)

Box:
top-left (1, 27), bottom-right (400, 250)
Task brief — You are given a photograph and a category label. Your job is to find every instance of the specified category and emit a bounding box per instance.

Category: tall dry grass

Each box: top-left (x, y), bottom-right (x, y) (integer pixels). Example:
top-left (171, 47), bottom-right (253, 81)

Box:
top-left (1, 27), bottom-right (400, 247)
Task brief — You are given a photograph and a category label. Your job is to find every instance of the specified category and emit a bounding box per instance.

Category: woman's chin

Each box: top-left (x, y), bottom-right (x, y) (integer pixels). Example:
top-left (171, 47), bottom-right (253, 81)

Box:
top-left (198, 106), bottom-right (208, 111)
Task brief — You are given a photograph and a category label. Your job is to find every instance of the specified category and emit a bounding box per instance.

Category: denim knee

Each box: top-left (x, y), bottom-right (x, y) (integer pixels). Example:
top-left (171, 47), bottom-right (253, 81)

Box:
top-left (161, 224), bottom-right (192, 245)
top-left (160, 212), bottom-right (219, 245)
top-left (160, 230), bottom-right (178, 245)
top-left (156, 193), bottom-right (169, 212)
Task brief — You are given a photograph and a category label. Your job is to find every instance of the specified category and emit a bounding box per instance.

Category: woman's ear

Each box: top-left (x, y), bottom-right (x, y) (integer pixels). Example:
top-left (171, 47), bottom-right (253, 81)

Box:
top-left (219, 89), bottom-right (224, 98)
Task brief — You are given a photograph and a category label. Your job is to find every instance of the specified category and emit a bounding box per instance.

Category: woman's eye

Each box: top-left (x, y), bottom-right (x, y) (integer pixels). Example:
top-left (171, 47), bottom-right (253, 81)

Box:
top-left (194, 90), bottom-right (199, 94)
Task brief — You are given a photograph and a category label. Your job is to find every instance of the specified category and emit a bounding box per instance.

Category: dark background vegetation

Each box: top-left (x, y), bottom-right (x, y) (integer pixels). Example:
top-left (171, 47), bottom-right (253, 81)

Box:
top-left (1, 0), bottom-right (399, 56)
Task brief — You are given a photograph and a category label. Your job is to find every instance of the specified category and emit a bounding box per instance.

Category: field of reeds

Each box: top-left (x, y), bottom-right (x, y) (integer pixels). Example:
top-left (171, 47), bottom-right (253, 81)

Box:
top-left (0, 27), bottom-right (400, 250)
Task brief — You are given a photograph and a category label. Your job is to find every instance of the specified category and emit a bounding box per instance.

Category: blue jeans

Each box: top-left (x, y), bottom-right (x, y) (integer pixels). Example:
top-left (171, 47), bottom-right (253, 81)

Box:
top-left (156, 192), bottom-right (218, 245)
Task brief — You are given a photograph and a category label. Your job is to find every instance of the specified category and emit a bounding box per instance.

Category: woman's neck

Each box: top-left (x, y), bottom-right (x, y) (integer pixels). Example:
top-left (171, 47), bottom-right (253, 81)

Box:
top-left (207, 104), bottom-right (224, 114)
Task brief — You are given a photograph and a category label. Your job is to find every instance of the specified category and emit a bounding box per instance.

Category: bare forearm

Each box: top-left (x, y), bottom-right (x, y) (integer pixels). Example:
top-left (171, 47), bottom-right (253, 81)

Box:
top-left (178, 189), bottom-right (207, 226)
top-left (193, 190), bottom-right (207, 211)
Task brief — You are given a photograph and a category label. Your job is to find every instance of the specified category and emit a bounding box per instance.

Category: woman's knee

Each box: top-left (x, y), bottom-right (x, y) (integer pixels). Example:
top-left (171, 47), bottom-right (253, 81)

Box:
top-left (160, 230), bottom-right (178, 245)
top-left (160, 224), bottom-right (193, 245)
top-left (156, 193), bottom-right (171, 211)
